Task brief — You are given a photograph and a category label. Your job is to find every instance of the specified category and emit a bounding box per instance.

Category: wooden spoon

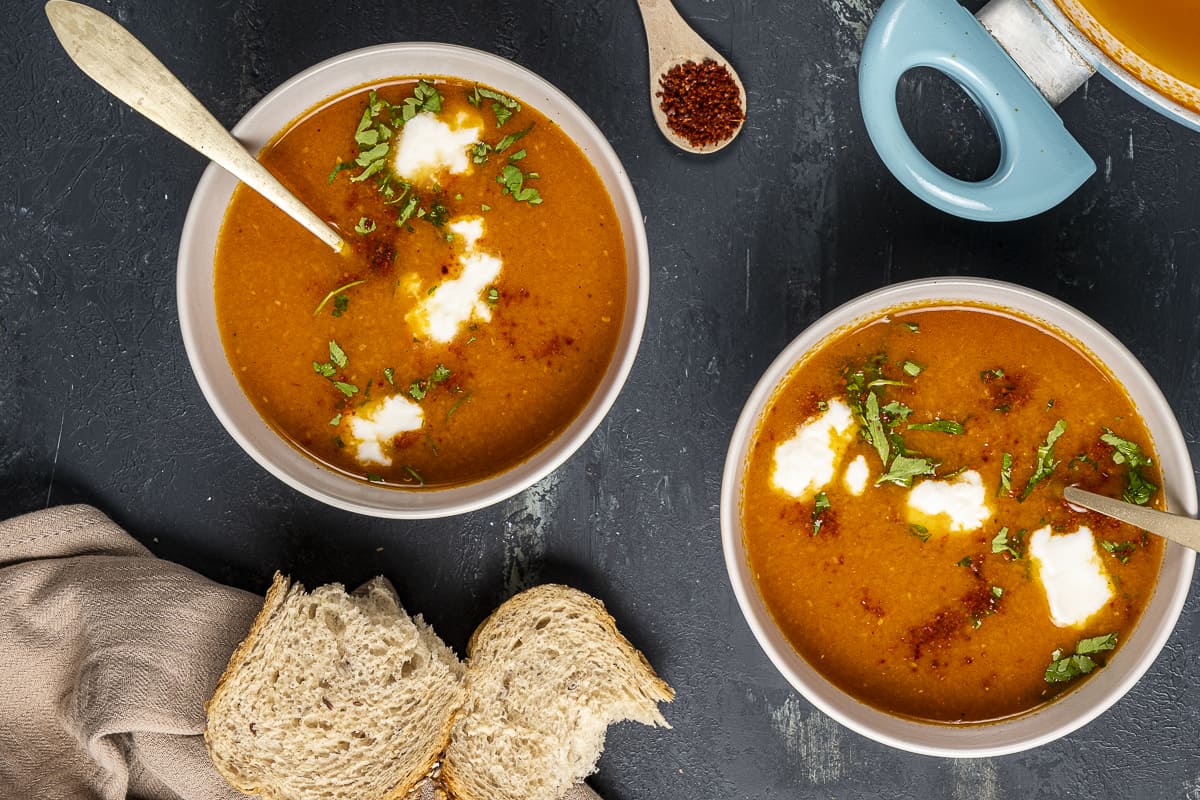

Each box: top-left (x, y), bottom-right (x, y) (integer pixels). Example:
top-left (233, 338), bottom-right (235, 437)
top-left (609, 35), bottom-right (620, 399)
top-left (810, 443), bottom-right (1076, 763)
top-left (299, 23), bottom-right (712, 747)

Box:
top-left (635, 0), bottom-right (747, 153)
top-left (1064, 486), bottom-right (1200, 552)
top-left (45, 0), bottom-right (346, 253)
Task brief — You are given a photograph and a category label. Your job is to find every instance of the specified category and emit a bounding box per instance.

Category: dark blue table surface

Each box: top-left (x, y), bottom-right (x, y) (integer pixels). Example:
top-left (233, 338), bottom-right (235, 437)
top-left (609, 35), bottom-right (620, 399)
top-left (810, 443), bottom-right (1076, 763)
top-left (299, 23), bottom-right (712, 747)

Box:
top-left (4, 0), bottom-right (1199, 797)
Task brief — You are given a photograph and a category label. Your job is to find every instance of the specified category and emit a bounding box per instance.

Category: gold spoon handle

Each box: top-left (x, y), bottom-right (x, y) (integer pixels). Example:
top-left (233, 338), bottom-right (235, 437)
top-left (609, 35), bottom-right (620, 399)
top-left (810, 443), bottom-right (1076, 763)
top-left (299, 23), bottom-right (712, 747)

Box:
top-left (1064, 486), bottom-right (1200, 553)
top-left (45, 0), bottom-right (345, 253)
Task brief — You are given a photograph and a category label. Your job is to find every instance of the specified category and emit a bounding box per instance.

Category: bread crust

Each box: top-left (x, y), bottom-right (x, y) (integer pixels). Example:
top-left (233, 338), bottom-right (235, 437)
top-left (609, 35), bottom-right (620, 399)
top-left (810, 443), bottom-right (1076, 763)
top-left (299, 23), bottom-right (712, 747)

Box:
top-left (441, 584), bottom-right (673, 800)
top-left (204, 573), bottom-right (457, 800)
top-left (204, 572), bottom-right (293, 798)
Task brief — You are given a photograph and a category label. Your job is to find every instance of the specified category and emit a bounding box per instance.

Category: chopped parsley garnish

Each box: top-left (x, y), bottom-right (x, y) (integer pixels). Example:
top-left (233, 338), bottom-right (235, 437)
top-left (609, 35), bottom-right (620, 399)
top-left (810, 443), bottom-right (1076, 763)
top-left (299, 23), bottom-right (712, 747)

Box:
top-left (333, 381), bottom-right (358, 397)
top-left (332, 295), bottom-right (350, 317)
top-left (999, 452), bottom-right (1013, 496)
top-left (1044, 633), bottom-right (1117, 683)
top-left (469, 85), bottom-right (520, 126)
top-left (904, 321), bottom-right (920, 333)
top-left (313, 280), bottom-right (366, 317)
top-left (497, 164), bottom-right (543, 204)
top-left (1100, 428), bottom-right (1159, 505)
top-left (864, 392), bottom-right (890, 465)
top-left (908, 419), bottom-right (964, 435)
top-left (980, 368), bottom-right (1005, 380)
top-left (1020, 419), bottom-right (1067, 501)
top-left (957, 556), bottom-right (974, 568)
top-left (327, 161), bottom-right (353, 184)
top-left (991, 585), bottom-right (1004, 599)
top-left (408, 364), bottom-right (452, 401)
top-left (495, 124), bottom-right (532, 153)
top-left (909, 524), bottom-right (930, 542)
top-left (366, 473), bottom-right (384, 483)
top-left (902, 360), bottom-right (924, 377)
top-left (1046, 398), bottom-right (1056, 410)
top-left (844, 353), bottom-right (940, 488)
top-left (480, 203), bottom-right (491, 212)
top-left (354, 216), bottom-right (376, 235)
top-left (876, 454), bottom-right (936, 488)
top-left (508, 148), bottom-right (527, 162)
top-left (328, 340), bottom-right (348, 369)
top-left (446, 394), bottom-right (471, 420)
top-left (399, 80), bottom-right (444, 121)
top-left (1070, 452), bottom-right (1100, 470)
top-left (812, 492), bottom-right (831, 536)
top-left (1101, 540), bottom-right (1137, 563)
top-left (470, 141), bottom-right (493, 164)
top-left (426, 202), bottom-right (450, 227)
top-left (396, 195), bottom-right (420, 227)
top-left (383, 367), bottom-right (395, 386)
top-left (486, 286), bottom-right (500, 305)
top-left (313, 361), bottom-right (336, 378)
top-left (991, 526), bottom-right (1020, 559)
top-left (328, 413), bottom-right (342, 426)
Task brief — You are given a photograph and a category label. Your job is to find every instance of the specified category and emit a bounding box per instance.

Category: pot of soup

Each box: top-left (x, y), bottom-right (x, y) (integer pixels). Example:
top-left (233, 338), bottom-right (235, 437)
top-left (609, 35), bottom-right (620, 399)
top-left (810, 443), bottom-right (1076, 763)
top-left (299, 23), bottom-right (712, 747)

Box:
top-left (178, 43), bottom-right (649, 517)
top-left (858, 0), bottom-right (1200, 221)
top-left (721, 277), bottom-right (1195, 755)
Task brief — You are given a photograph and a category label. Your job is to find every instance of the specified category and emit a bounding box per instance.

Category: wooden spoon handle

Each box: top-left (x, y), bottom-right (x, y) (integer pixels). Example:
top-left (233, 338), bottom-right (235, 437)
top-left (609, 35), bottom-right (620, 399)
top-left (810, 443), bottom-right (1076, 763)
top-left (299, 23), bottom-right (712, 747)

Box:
top-left (45, 0), bottom-right (345, 253)
top-left (1064, 486), bottom-right (1200, 553)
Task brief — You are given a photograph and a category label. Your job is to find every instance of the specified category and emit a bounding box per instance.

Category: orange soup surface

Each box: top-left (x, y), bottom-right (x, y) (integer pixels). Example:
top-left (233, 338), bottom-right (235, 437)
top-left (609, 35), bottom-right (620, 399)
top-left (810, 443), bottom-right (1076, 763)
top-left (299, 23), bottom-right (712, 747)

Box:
top-left (1056, 0), bottom-right (1200, 107)
top-left (215, 78), bottom-right (626, 488)
top-left (742, 305), bottom-right (1164, 722)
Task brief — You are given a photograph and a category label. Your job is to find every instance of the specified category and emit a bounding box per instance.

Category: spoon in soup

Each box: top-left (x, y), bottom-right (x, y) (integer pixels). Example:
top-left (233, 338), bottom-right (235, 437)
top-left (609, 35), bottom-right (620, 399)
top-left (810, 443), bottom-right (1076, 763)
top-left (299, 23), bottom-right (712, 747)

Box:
top-left (635, 0), bottom-right (747, 153)
top-left (45, 0), bottom-right (346, 253)
top-left (1064, 486), bottom-right (1200, 552)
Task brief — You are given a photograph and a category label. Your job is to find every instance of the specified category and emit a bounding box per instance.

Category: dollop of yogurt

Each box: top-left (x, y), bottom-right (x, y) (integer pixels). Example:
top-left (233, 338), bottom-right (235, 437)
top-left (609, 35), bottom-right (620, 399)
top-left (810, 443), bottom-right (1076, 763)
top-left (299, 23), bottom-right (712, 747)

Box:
top-left (771, 399), bottom-right (857, 500)
top-left (1029, 525), bottom-right (1113, 628)
top-left (405, 216), bottom-right (502, 342)
top-left (346, 394), bottom-right (425, 466)
top-left (391, 111), bottom-right (482, 179)
top-left (906, 470), bottom-right (991, 533)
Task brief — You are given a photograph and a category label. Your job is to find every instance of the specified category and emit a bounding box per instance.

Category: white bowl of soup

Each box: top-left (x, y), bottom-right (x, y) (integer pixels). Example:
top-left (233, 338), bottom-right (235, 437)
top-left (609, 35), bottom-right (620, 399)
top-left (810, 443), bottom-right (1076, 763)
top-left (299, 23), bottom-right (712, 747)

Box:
top-left (178, 43), bottom-right (648, 517)
top-left (721, 277), bottom-right (1195, 756)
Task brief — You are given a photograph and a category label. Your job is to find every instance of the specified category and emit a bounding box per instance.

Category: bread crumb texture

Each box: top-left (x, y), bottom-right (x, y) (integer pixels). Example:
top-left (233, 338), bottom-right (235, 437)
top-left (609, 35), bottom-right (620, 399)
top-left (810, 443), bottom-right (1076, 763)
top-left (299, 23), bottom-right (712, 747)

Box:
top-left (205, 574), bottom-right (465, 800)
top-left (442, 584), bottom-right (674, 800)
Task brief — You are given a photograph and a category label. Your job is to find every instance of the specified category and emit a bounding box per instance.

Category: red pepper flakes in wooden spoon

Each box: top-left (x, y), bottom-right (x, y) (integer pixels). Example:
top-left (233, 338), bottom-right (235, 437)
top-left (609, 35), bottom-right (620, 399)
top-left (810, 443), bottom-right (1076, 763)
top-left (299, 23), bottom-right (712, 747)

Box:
top-left (636, 0), bottom-right (747, 153)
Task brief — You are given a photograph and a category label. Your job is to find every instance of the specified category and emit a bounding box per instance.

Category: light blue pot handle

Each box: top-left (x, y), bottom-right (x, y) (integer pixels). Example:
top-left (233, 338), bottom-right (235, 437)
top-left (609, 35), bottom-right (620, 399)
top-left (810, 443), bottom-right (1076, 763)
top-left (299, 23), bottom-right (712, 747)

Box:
top-left (858, 0), bottom-right (1095, 222)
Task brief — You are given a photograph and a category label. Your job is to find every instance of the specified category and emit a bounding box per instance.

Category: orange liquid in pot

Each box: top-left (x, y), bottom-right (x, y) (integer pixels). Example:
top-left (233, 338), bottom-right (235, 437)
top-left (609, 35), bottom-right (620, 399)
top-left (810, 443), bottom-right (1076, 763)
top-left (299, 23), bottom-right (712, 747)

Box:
top-left (1057, 0), bottom-right (1200, 108)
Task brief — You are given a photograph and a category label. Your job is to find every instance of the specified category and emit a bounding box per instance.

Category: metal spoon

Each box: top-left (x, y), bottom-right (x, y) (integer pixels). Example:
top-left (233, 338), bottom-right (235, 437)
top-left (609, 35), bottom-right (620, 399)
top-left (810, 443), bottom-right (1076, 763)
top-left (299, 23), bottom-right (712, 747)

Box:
top-left (634, 0), bottom-right (747, 153)
top-left (45, 0), bottom-right (346, 253)
top-left (1064, 486), bottom-right (1200, 552)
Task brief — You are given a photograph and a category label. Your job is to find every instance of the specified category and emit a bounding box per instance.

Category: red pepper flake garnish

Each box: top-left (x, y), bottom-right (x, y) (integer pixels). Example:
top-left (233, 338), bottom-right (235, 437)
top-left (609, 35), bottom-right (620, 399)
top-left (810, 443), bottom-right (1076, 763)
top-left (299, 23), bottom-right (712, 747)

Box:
top-left (656, 58), bottom-right (744, 148)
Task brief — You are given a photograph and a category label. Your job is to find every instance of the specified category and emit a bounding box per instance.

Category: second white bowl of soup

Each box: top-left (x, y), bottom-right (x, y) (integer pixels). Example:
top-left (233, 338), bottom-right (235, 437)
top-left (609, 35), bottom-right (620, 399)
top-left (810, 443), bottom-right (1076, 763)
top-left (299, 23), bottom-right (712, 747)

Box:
top-left (721, 277), bottom-right (1195, 756)
top-left (178, 43), bottom-right (648, 517)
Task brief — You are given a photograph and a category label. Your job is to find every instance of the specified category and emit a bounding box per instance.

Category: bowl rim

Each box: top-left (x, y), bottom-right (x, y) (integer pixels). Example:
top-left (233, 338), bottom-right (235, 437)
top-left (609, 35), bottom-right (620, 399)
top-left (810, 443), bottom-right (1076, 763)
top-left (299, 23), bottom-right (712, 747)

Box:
top-left (177, 42), bottom-right (649, 518)
top-left (720, 276), bottom-right (1197, 757)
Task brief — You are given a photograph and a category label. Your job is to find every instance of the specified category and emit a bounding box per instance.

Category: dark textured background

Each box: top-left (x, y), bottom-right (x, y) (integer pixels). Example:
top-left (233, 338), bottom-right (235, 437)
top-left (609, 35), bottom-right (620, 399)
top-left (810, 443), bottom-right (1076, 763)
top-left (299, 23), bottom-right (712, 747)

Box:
top-left (4, 0), bottom-right (1200, 797)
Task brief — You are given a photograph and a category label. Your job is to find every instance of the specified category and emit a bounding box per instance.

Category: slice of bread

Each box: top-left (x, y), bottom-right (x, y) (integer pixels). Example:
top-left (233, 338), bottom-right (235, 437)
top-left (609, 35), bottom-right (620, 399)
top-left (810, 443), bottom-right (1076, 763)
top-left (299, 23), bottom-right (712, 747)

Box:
top-left (205, 573), bottom-right (465, 800)
top-left (441, 584), bottom-right (674, 800)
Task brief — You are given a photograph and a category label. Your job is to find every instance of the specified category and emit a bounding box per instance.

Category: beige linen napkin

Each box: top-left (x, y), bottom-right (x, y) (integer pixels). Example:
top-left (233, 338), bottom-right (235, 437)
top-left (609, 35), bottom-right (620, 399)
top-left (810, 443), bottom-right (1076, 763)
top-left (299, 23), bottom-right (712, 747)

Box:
top-left (0, 505), bottom-right (600, 800)
top-left (0, 505), bottom-right (261, 800)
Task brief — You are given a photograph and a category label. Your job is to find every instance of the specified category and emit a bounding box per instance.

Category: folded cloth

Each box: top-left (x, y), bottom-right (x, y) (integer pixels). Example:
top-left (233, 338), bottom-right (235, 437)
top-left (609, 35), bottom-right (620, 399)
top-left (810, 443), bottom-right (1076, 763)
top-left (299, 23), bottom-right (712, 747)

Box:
top-left (0, 505), bottom-right (260, 800)
top-left (0, 505), bottom-right (602, 800)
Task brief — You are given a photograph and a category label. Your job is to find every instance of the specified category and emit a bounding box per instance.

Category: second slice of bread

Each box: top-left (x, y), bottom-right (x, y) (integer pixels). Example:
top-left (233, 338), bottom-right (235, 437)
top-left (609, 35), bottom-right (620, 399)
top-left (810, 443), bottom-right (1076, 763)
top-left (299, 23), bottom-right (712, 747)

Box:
top-left (205, 573), bottom-right (465, 800)
top-left (441, 584), bottom-right (674, 800)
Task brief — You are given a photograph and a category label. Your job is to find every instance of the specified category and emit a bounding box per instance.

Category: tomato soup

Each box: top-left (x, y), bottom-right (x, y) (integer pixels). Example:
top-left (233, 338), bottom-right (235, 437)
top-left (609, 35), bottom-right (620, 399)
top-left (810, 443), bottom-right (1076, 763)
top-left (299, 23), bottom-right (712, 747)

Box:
top-left (1055, 0), bottom-right (1200, 111)
top-left (741, 304), bottom-right (1164, 723)
top-left (214, 78), bottom-right (626, 488)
